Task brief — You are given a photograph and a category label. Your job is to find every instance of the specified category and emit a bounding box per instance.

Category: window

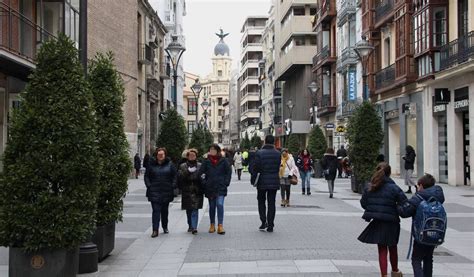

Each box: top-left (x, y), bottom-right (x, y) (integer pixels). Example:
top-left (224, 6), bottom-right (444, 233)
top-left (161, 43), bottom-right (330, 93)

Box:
top-left (188, 98), bottom-right (197, 115)
top-left (218, 70), bottom-right (222, 77)
top-left (310, 8), bottom-right (317, 16)
top-left (384, 38), bottom-right (391, 66)
top-left (294, 37), bottom-right (305, 46)
top-left (458, 0), bottom-right (468, 37)
top-left (323, 73), bottom-right (330, 95)
top-left (432, 7), bottom-right (447, 47)
top-left (417, 55), bottom-right (432, 77)
top-left (188, 121), bottom-right (196, 136)
top-left (293, 7), bottom-right (305, 16)
top-left (349, 20), bottom-right (356, 47)
top-left (138, 94), bottom-right (142, 120)
top-left (310, 36), bottom-right (317, 45)
top-left (218, 98), bottom-right (222, 105)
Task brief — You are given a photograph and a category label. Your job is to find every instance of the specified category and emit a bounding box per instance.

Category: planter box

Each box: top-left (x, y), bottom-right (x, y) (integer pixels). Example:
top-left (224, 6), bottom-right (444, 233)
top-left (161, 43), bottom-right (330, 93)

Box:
top-left (311, 160), bottom-right (323, 178)
top-left (92, 222), bottom-right (115, 261)
top-left (351, 175), bottom-right (359, 193)
top-left (9, 247), bottom-right (79, 277)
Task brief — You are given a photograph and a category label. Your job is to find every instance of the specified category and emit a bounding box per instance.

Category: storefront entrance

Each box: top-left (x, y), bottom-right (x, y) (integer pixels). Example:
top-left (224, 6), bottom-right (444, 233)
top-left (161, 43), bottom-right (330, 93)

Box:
top-left (463, 112), bottom-right (470, 185)
top-left (438, 115), bottom-right (448, 183)
top-left (388, 121), bottom-right (401, 176)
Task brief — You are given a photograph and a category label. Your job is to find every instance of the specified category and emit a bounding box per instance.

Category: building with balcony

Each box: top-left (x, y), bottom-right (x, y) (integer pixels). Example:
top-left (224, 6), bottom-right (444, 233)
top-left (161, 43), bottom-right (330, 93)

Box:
top-left (199, 30), bottom-right (232, 144)
top-left (420, 0), bottom-right (473, 187)
top-left (229, 70), bottom-right (240, 148)
top-left (275, 0), bottom-right (316, 145)
top-left (0, 0), bottom-right (84, 165)
top-left (183, 72), bottom-right (199, 139)
top-left (239, 16), bottom-right (267, 138)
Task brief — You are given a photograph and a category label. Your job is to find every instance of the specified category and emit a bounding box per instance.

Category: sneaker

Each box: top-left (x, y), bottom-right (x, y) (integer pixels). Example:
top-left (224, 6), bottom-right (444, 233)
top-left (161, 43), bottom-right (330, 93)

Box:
top-left (266, 226), bottom-right (274, 232)
top-left (187, 228), bottom-right (193, 233)
top-left (259, 223), bottom-right (267, 230)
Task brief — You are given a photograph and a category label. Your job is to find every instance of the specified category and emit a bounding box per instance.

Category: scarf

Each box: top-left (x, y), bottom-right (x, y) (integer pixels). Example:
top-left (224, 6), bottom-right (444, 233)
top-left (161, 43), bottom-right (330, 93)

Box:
top-left (279, 154), bottom-right (289, 178)
top-left (303, 155), bottom-right (310, 171)
top-left (209, 155), bottom-right (219, 166)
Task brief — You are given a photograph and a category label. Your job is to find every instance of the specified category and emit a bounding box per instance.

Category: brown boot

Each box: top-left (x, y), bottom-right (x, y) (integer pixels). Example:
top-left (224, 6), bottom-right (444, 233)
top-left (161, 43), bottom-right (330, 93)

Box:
top-left (391, 271), bottom-right (403, 277)
top-left (209, 224), bottom-right (215, 233)
top-left (281, 199), bottom-right (285, 207)
top-left (217, 224), bottom-right (225, 235)
top-left (286, 199), bottom-right (290, 207)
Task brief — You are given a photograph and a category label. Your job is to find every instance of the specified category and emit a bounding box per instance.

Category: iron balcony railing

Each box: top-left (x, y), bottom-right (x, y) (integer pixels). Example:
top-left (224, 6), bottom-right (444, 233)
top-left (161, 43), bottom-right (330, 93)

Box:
top-left (337, 46), bottom-right (358, 72)
top-left (374, 0), bottom-right (394, 24)
top-left (321, 95), bottom-right (331, 107)
top-left (439, 31), bottom-right (474, 71)
top-left (0, 2), bottom-right (55, 62)
top-left (337, 0), bottom-right (357, 27)
top-left (375, 64), bottom-right (396, 90)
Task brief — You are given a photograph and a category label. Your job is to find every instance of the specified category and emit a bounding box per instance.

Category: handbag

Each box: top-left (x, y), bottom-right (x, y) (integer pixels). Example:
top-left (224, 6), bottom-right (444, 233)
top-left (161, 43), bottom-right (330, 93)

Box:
top-left (286, 162), bottom-right (298, 185)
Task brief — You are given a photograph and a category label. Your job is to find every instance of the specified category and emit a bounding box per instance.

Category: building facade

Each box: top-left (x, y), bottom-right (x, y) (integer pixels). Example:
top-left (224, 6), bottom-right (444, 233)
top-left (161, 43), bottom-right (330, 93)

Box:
top-left (275, 0), bottom-right (317, 146)
top-left (229, 69), bottom-right (240, 148)
top-left (183, 71), bottom-right (199, 139)
top-left (239, 16), bottom-right (267, 140)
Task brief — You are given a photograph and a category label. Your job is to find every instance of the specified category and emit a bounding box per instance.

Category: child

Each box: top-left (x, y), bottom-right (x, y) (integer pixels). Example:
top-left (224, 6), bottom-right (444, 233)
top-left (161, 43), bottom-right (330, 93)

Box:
top-left (404, 174), bottom-right (445, 277)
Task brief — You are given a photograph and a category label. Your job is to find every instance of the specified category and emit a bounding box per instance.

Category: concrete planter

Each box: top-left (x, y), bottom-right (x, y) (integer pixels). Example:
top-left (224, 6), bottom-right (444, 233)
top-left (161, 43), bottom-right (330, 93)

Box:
top-left (92, 222), bottom-right (115, 262)
top-left (311, 160), bottom-right (323, 178)
top-left (9, 247), bottom-right (79, 277)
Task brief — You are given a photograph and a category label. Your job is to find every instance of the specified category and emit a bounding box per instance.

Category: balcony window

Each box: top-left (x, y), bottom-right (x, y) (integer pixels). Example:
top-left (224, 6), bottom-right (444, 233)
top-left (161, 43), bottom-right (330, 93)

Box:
top-left (188, 121), bottom-right (196, 136)
top-left (417, 55), bottom-right (432, 77)
top-left (37, 0), bottom-right (80, 48)
top-left (322, 72), bottom-right (330, 96)
top-left (414, 9), bottom-right (428, 55)
top-left (188, 98), bottom-right (197, 115)
top-left (432, 7), bottom-right (447, 47)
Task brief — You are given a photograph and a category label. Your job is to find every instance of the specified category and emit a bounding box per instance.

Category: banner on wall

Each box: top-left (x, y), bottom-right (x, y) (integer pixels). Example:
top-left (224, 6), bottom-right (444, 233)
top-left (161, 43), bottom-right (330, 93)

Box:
top-left (348, 69), bottom-right (357, 101)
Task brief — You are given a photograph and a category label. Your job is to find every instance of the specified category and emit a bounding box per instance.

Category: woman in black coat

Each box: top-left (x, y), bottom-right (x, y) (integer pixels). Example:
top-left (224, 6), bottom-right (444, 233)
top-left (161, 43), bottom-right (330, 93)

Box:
top-left (144, 148), bottom-right (177, 238)
top-left (178, 149), bottom-right (203, 235)
top-left (358, 162), bottom-right (407, 277)
top-left (320, 148), bottom-right (338, 198)
top-left (134, 153), bottom-right (141, 179)
top-left (403, 145), bottom-right (417, 193)
top-left (199, 144), bottom-right (232, 235)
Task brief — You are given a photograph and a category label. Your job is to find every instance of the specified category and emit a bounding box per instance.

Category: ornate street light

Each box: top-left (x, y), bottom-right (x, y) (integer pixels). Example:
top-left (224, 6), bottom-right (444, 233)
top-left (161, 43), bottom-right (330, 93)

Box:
top-left (190, 78), bottom-right (202, 127)
top-left (165, 35), bottom-right (186, 108)
top-left (307, 81), bottom-right (319, 127)
top-left (354, 35), bottom-right (375, 101)
top-left (286, 99), bottom-right (295, 119)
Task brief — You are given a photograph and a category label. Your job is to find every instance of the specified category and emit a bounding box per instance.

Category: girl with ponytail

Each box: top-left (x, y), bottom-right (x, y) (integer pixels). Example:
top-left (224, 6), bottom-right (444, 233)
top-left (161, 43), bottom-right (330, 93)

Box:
top-left (358, 162), bottom-right (408, 277)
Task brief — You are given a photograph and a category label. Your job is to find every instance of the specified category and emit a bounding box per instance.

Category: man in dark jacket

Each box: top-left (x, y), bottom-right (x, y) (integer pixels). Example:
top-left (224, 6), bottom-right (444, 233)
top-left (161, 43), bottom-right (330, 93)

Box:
top-left (336, 145), bottom-right (347, 178)
top-left (251, 135), bottom-right (281, 232)
top-left (403, 145), bottom-right (416, 193)
top-left (134, 153), bottom-right (141, 179)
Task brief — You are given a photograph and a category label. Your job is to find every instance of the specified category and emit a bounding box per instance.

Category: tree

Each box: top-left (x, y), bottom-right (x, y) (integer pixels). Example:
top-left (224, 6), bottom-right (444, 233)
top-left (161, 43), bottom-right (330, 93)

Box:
top-left (89, 52), bottom-right (131, 226)
top-left (240, 132), bottom-right (251, 150)
top-left (346, 102), bottom-right (384, 184)
top-left (250, 133), bottom-right (262, 149)
top-left (156, 108), bottom-right (188, 163)
top-left (287, 133), bottom-right (300, 155)
top-left (189, 125), bottom-right (213, 159)
top-left (0, 34), bottom-right (100, 252)
top-left (308, 126), bottom-right (327, 161)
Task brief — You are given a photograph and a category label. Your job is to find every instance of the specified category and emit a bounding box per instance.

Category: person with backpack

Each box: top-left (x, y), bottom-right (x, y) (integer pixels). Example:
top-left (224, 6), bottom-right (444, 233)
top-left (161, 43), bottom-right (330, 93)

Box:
top-left (358, 162), bottom-right (407, 277)
top-left (399, 174), bottom-right (446, 277)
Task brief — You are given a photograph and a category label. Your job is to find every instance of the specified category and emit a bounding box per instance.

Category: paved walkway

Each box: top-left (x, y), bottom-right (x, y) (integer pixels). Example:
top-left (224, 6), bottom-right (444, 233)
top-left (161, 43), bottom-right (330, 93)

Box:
top-left (1, 174), bottom-right (473, 276)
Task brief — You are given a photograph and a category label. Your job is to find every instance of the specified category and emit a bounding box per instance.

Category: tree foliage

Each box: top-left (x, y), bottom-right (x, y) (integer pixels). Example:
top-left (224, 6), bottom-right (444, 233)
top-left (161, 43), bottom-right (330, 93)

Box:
top-left (308, 126), bottom-right (327, 160)
top-left (240, 132), bottom-right (251, 151)
top-left (156, 108), bottom-right (188, 163)
top-left (0, 34), bottom-right (100, 252)
top-left (189, 125), bottom-right (214, 159)
top-left (250, 133), bottom-right (262, 149)
top-left (286, 133), bottom-right (300, 156)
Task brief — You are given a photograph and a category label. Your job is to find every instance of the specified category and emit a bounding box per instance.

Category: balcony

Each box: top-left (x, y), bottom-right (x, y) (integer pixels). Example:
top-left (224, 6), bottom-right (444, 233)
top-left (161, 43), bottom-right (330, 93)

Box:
top-left (375, 64), bottom-right (395, 90)
top-left (241, 91), bottom-right (260, 103)
top-left (280, 0), bottom-right (315, 21)
top-left (336, 46), bottom-right (359, 72)
top-left (337, 0), bottom-right (357, 27)
top-left (317, 94), bottom-right (336, 117)
top-left (440, 31), bottom-right (474, 71)
top-left (313, 45), bottom-right (337, 70)
top-left (316, 0), bottom-right (336, 26)
top-left (138, 44), bottom-right (153, 65)
top-left (374, 0), bottom-right (394, 28)
top-left (240, 75), bottom-right (259, 89)
top-left (278, 45), bottom-right (316, 80)
top-left (280, 16), bottom-right (314, 48)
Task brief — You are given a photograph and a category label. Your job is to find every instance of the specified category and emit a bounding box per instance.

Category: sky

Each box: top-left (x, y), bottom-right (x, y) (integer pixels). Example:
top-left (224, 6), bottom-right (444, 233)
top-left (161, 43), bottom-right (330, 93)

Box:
top-left (181, 0), bottom-right (271, 77)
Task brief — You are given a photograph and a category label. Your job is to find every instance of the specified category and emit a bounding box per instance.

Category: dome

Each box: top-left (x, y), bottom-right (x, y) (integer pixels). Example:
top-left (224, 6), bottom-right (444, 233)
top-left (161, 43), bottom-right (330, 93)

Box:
top-left (214, 41), bottom-right (230, 56)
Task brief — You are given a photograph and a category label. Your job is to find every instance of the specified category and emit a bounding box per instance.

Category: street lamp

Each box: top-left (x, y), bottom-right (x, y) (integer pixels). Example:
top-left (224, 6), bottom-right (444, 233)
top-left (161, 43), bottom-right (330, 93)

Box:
top-left (165, 35), bottom-right (186, 109)
top-left (286, 99), bottom-right (295, 119)
top-left (354, 35), bottom-right (375, 101)
top-left (307, 81), bottom-right (319, 127)
top-left (190, 78), bottom-right (202, 128)
top-left (201, 100), bottom-right (210, 129)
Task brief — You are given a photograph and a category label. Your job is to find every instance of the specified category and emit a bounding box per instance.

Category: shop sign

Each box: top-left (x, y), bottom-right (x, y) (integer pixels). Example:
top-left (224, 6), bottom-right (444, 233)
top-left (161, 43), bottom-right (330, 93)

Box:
top-left (454, 87), bottom-right (469, 113)
top-left (325, 123), bottom-right (335, 130)
top-left (385, 109), bottom-right (399, 120)
top-left (434, 88), bottom-right (450, 105)
top-left (348, 69), bottom-right (357, 101)
top-left (336, 125), bottom-right (346, 133)
top-left (433, 104), bottom-right (447, 114)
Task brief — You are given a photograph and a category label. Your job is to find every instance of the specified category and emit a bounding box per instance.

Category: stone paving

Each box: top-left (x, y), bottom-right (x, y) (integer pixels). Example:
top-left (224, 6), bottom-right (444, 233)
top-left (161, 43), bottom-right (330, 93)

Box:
top-left (0, 173), bottom-right (473, 276)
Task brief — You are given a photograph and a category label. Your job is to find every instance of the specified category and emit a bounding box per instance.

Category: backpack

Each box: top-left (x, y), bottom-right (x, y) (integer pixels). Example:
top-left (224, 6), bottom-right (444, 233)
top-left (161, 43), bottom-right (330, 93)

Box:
top-left (413, 194), bottom-right (447, 246)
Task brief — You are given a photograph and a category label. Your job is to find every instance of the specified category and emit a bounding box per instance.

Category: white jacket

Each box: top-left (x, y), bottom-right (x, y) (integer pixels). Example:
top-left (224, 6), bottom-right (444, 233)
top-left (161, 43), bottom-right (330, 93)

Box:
top-left (233, 153), bottom-right (243, 170)
top-left (282, 155), bottom-right (299, 177)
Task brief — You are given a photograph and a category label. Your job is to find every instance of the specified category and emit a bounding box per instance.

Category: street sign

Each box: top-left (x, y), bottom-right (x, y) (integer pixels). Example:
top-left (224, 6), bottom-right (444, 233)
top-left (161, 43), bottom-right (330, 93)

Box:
top-left (325, 123), bottom-right (335, 130)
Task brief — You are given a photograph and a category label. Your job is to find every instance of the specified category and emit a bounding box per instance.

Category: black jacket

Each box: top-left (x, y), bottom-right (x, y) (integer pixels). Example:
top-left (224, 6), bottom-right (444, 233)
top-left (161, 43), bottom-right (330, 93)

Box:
top-left (320, 154), bottom-right (338, 181)
top-left (143, 154), bottom-right (150, 169)
top-left (403, 147), bottom-right (416, 170)
top-left (296, 155), bottom-right (314, 173)
top-left (248, 151), bottom-right (257, 173)
top-left (399, 185), bottom-right (445, 218)
top-left (336, 148), bottom-right (347, 158)
top-left (134, 155), bottom-right (141, 170)
top-left (360, 177), bottom-right (407, 222)
top-left (199, 157), bottom-right (232, 198)
top-left (251, 144), bottom-right (281, 190)
top-left (144, 158), bottom-right (177, 203)
top-left (177, 161), bottom-right (204, 210)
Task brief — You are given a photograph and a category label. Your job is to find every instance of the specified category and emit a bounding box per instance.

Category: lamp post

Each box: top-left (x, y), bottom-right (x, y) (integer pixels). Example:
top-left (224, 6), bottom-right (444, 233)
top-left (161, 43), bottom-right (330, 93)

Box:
top-left (307, 81), bottom-right (319, 127)
top-left (201, 100), bottom-right (210, 129)
top-left (354, 35), bottom-right (375, 101)
top-left (190, 78), bottom-right (202, 128)
top-left (286, 99), bottom-right (295, 119)
top-left (165, 35), bottom-right (186, 109)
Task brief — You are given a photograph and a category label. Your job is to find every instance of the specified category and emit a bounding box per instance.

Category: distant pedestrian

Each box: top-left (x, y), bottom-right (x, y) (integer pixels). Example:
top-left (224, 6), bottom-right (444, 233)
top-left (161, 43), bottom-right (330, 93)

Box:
top-left (336, 145), bottom-right (348, 178)
top-left (134, 153), bottom-right (141, 179)
top-left (358, 162), bottom-right (406, 277)
top-left (233, 150), bottom-right (244, 180)
top-left (296, 149), bottom-right (313, 195)
top-left (251, 135), bottom-right (281, 232)
top-left (403, 145), bottom-right (417, 193)
top-left (144, 148), bottom-right (177, 238)
top-left (279, 149), bottom-right (298, 207)
top-left (242, 150), bottom-right (249, 172)
top-left (143, 153), bottom-right (150, 170)
top-left (320, 148), bottom-right (338, 198)
top-left (199, 144), bottom-right (232, 235)
top-left (399, 174), bottom-right (445, 277)
top-left (177, 149), bottom-right (203, 235)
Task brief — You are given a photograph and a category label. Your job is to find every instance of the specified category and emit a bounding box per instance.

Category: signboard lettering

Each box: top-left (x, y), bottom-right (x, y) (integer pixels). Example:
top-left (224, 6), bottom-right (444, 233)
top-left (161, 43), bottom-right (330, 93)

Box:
top-left (348, 70), bottom-right (357, 101)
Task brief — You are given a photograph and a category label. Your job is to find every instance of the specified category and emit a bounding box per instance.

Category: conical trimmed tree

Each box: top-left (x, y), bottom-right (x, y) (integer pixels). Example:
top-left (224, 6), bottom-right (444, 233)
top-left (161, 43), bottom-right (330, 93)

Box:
top-left (156, 108), bottom-right (188, 163)
top-left (308, 126), bottom-right (327, 161)
top-left (0, 34), bottom-right (99, 252)
top-left (346, 102), bottom-right (384, 184)
top-left (287, 133), bottom-right (300, 155)
top-left (240, 132), bottom-right (251, 150)
top-left (190, 126), bottom-right (215, 159)
top-left (251, 133), bottom-right (262, 149)
top-left (88, 52), bottom-right (131, 227)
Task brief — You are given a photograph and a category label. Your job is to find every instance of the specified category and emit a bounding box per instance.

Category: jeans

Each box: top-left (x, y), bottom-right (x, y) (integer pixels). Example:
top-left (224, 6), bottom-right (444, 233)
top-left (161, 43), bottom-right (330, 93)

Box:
top-left (151, 202), bottom-right (169, 231)
top-left (405, 169), bottom-right (416, 187)
top-left (300, 171), bottom-right (311, 190)
top-left (327, 179), bottom-right (335, 195)
top-left (257, 189), bottom-right (277, 228)
top-left (186, 209), bottom-right (199, 229)
top-left (209, 196), bottom-right (225, 225)
top-left (411, 241), bottom-right (435, 277)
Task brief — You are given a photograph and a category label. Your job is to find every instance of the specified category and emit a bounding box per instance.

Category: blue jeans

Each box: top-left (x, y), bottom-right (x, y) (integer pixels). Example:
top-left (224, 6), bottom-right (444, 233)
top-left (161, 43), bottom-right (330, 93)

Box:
top-left (186, 209), bottom-right (199, 229)
top-left (151, 202), bottom-right (169, 231)
top-left (208, 196), bottom-right (225, 225)
top-left (300, 171), bottom-right (311, 190)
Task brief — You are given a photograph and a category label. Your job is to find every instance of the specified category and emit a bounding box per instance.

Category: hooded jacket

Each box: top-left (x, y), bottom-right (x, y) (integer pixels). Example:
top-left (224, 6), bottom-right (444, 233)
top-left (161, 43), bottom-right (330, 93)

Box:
top-left (199, 156), bottom-right (232, 198)
top-left (144, 158), bottom-right (177, 203)
top-left (398, 185), bottom-right (445, 218)
top-left (251, 144), bottom-right (281, 190)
